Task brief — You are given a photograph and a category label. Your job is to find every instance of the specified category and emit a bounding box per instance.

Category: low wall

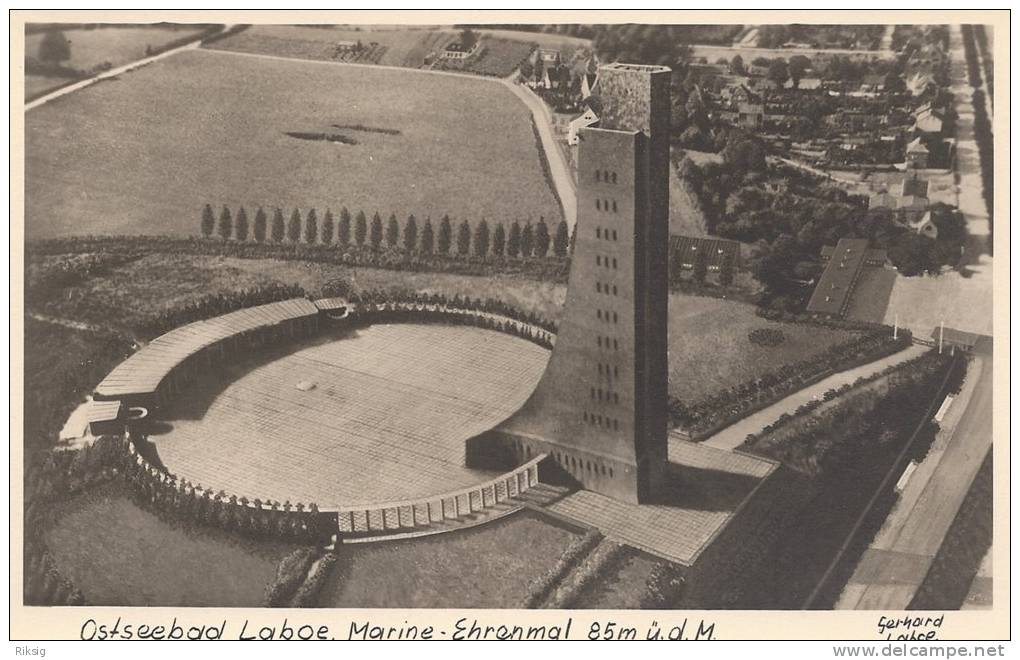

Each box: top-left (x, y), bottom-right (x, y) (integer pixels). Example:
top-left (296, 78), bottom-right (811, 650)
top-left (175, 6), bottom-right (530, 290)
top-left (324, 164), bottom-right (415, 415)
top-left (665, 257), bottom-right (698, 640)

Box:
top-left (336, 456), bottom-right (544, 537)
top-left (89, 297), bottom-right (560, 542)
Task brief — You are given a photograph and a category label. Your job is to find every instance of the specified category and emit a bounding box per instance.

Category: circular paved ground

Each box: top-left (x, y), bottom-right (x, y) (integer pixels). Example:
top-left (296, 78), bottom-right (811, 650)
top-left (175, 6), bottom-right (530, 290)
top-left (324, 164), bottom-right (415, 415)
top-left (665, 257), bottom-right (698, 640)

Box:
top-left (150, 323), bottom-right (549, 508)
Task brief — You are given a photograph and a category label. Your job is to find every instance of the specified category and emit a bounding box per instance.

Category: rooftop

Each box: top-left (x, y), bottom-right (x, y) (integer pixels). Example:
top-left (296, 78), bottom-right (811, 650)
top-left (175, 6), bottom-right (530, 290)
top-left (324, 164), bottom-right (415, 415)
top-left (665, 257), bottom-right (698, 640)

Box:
top-left (602, 62), bottom-right (671, 73)
top-left (807, 238), bottom-right (874, 317)
top-left (95, 298), bottom-right (318, 398)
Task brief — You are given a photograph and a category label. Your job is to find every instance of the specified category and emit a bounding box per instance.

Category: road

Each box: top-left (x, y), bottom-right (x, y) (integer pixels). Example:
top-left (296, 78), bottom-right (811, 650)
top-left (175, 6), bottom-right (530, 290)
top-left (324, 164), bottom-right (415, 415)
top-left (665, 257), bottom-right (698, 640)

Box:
top-left (690, 43), bottom-right (895, 63)
top-left (879, 24), bottom-right (993, 339)
top-left (702, 343), bottom-right (930, 451)
top-left (194, 47), bottom-right (577, 231)
top-left (836, 349), bottom-right (993, 609)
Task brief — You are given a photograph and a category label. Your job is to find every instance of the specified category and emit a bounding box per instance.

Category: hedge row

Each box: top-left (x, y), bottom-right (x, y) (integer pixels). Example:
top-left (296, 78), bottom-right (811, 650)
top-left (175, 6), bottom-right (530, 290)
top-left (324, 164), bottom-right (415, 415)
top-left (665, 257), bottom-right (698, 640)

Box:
top-left (265, 547), bottom-right (319, 607)
top-left (671, 330), bottom-right (912, 437)
top-left (521, 529), bottom-right (603, 608)
top-left (974, 25), bottom-right (993, 102)
top-left (199, 205), bottom-right (572, 261)
top-left (971, 90), bottom-right (994, 242)
top-left (741, 349), bottom-right (954, 477)
top-left (26, 234), bottom-right (571, 284)
top-left (542, 540), bottom-right (629, 608)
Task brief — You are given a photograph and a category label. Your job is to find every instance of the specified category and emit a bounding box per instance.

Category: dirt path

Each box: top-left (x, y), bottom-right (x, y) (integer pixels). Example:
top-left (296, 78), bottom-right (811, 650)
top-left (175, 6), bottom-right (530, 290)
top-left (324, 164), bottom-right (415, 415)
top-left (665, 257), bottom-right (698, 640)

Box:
top-left (702, 343), bottom-right (930, 451)
top-left (26, 311), bottom-right (109, 335)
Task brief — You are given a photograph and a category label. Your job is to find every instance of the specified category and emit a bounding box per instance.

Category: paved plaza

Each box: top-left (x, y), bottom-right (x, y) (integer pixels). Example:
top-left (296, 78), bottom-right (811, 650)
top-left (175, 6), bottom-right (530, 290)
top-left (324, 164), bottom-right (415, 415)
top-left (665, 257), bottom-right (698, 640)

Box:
top-left (152, 323), bottom-right (549, 507)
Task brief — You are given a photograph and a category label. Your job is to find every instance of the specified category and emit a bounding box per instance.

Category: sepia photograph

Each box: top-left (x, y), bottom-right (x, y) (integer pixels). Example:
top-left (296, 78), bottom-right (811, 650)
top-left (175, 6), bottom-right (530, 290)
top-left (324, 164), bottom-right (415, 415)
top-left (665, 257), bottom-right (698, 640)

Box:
top-left (9, 9), bottom-right (1009, 642)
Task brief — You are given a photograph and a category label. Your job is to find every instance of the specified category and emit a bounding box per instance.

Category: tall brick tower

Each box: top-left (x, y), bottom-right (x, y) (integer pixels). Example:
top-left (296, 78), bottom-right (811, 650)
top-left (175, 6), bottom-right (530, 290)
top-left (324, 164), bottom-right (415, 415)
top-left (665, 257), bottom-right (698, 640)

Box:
top-left (467, 63), bottom-right (671, 504)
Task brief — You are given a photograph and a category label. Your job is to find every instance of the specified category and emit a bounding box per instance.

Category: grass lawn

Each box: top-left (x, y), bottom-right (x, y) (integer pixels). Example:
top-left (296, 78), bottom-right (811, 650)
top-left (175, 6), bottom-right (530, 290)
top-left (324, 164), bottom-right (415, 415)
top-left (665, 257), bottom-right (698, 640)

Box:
top-left (572, 550), bottom-right (660, 608)
top-left (666, 295), bottom-right (855, 403)
top-left (320, 510), bottom-right (581, 607)
top-left (26, 48), bottom-right (562, 239)
top-left (31, 252), bottom-right (851, 406)
top-left (43, 483), bottom-right (300, 606)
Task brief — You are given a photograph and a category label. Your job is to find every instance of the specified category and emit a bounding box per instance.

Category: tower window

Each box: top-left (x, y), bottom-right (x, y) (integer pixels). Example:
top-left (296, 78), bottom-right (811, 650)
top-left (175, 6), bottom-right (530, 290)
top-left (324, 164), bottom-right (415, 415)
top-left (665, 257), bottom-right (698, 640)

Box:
top-left (612, 258), bottom-right (618, 269)
top-left (597, 309), bottom-right (602, 320)
top-left (612, 200), bottom-right (618, 212)
top-left (596, 170), bottom-right (601, 182)
top-left (613, 285), bottom-right (618, 295)
top-left (596, 255), bottom-right (601, 266)
top-left (614, 365), bottom-right (619, 377)
top-left (612, 230), bottom-right (618, 240)
top-left (611, 172), bottom-right (617, 184)
top-left (614, 339), bottom-right (619, 350)
top-left (596, 199), bottom-right (601, 211)
top-left (613, 312), bottom-right (618, 323)
top-left (614, 392), bottom-right (620, 404)
top-left (596, 282), bottom-right (601, 293)
top-left (596, 227), bottom-right (601, 239)
top-left (590, 387), bottom-right (595, 400)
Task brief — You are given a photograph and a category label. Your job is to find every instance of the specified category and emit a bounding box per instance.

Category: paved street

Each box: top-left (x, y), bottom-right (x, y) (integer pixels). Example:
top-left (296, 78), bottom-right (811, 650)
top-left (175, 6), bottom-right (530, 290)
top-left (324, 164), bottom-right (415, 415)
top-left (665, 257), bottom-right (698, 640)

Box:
top-left (836, 349), bottom-right (993, 609)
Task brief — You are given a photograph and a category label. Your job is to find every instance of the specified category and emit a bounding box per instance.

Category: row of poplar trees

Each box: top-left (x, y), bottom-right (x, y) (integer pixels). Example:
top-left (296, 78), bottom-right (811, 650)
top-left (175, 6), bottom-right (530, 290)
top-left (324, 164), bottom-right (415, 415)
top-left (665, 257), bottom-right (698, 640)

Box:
top-left (200, 205), bottom-right (571, 258)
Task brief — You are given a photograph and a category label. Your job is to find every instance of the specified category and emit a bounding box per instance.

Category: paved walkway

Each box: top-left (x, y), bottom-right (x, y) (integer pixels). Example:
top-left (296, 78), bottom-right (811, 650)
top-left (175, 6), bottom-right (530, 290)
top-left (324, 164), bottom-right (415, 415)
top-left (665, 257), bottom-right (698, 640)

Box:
top-left (702, 343), bottom-right (930, 451)
top-left (836, 351), bottom-right (992, 609)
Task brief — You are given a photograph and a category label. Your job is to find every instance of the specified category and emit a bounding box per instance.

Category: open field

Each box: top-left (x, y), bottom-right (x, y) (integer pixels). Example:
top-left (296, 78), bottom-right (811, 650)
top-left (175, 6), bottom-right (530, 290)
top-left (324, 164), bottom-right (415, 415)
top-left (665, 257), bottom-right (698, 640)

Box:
top-left (24, 25), bottom-right (207, 99)
top-left (155, 324), bottom-right (549, 507)
top-left (25, 48), bottom-right (562, 239)
top-left (207, 25), bottom-right (455, 68)
top-left (320, 510), bottom-right (581, 607)
top-left (44, 483), bottom-right (299, 606)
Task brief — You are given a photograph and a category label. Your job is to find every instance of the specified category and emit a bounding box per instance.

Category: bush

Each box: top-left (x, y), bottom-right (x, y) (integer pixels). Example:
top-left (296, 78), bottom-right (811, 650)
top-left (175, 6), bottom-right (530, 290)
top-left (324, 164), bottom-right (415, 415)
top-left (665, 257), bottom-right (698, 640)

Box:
top-left (264, 547), bottom-right (319, 607)
top-left (748, 328), bottom-right (785, 347)
top-left (521, 529), bottom-right (602, 608)
top-left (641, 560), bottom-right (685, 608)
top-left (290, 552), bottom-right (338, 607)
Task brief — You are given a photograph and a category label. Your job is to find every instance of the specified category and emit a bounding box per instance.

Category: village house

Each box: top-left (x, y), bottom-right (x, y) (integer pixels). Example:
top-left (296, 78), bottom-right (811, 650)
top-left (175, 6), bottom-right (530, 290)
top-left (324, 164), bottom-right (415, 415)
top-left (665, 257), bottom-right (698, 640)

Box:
top-left (442, 41), bottom-right (478, 61)
top-left (568, 106), bottom-right (600, 145)
top-left (912, 103), bottom-right (945, 135)
top-left (905, 137), bottom-right (930, 169)
top-left (909, 210), bottom-right (939, 239)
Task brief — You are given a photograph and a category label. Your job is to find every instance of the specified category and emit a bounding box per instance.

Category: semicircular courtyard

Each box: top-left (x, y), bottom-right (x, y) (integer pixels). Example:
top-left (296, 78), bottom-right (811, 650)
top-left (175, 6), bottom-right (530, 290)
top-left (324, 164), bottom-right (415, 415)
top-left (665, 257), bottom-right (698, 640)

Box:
top-left (147, 322), bottom-right (549, 508)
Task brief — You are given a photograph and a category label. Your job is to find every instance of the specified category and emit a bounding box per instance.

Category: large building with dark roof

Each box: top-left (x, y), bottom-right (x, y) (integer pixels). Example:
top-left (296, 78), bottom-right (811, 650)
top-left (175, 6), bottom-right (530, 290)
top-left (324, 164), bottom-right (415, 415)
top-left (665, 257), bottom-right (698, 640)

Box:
top-left (806, 238), bottom-right (887, 317)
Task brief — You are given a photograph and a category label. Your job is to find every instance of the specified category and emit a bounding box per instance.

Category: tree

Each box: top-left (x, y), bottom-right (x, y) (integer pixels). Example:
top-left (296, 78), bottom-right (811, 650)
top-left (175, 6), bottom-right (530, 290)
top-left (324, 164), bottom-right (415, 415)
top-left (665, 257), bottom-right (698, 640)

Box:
top-left (287, 209), bottom-right (302, 242)
top-left (271, 208), bottom-right (285, 242)
top-left (456, 219), bottom-right (471, 256)
top-left (718, 255), bottom-right (735, 286)
top-left (553, 220), bottom-right (570, 257)
top-left (788, 55), bottom-right (811, 88)
top-left (217, 206), bottom-right (233, 240)
top-left (253, 207), bottom-right (267, 242)
top-left (507, 220), bottom-right (522, 258)
top-left (235, 207), bottom-right (249, 241)
top-left (521, 221), bottom-right (535, 257)
top-left (321, 210), bottom-right (335, 244)
top-left (370, 212), bottom-right (383, 249)
top-left (534, 217), bottom-right (551, 257)
top-left (305, 209), bottom-right (318, 244)
top-left (386, 213), bottom-right (399, 248)
top-left (459, 28), bottom-right (479, 50)
top-left (437, 215), bottom-right (452, 255)
top-left (474, 219), bottom-right (490, 258)
top-left (420, 217), bottom-right (434, 254)
top-left (519, 59), bottom-right (534, 81)
top-left (338, 207), bottom-right (352, 247)
top-left (200, 204), bottom-right (215, 238)
top-left (403, 214), bottom-right (418, 252)
top-left (730, 54), bottom-right (745, 75)
top-left (883, 71), bottom-right (907, 94)
top-left (354, 210), bottom-right (367, 246)
top-left (39, 29), bottom-right (71, 66)
top-left (767, 59), bottom-right (790, 88)
top-left (492, 222), bottom-right (506, 257)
